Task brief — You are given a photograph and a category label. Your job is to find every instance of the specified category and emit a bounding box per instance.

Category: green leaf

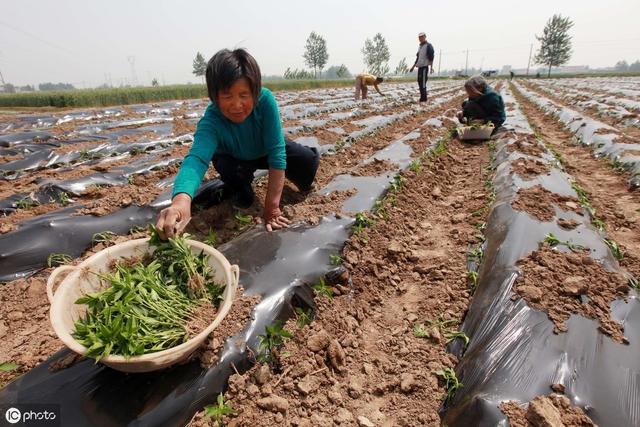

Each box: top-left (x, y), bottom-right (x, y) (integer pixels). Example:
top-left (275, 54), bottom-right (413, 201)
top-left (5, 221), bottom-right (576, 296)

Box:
top-left (0, 362), bottom-right (19, 372)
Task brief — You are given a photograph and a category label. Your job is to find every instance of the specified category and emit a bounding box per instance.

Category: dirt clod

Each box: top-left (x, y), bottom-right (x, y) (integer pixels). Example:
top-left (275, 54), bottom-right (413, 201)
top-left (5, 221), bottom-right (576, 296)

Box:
top-left (516, 247), bottom-right (628, 342)
top-left (256, 395), bottom-right (289, 413)
top-left (307, 330), bottom-right (331, 352)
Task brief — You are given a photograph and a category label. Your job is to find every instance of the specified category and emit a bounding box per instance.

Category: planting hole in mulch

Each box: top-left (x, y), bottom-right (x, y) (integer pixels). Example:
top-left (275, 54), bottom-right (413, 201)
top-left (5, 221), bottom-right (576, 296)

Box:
top-left (514, 246), bottom-right (629, 343)
top-left (505, 135), bottom-right (548, 158)
top-left (511, 158), bottom-right (551, 179)
top-left (511, 185), bottom-right (583, 222)
top-left (500, 394), bottom-right (596, 427)
top-left (557, 218), bottom-right (580, 230)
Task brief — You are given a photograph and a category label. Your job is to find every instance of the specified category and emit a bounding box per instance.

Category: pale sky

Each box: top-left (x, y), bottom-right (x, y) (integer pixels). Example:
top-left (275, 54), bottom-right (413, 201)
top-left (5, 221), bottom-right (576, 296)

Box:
top-left (1, 0), bottom-right (639, 88)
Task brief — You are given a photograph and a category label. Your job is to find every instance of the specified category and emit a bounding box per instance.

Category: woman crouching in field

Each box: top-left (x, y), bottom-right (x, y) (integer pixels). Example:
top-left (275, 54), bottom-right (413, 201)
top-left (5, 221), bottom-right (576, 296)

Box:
top-left (457, 76), bottom-right (506, 134)
top-left (157, 49), bottom-right (320, 237)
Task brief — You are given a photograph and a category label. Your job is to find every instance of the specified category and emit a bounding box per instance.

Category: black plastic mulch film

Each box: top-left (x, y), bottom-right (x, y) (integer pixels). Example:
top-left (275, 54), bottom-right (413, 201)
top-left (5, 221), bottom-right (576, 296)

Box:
top-left (0, 83), bottom-right (460, 282)
top-left (442, 86), bottom-right (639, 427)
top-left (0, 84), bottom-right (461, 426)
top-left (513, 81), bottom-right (640, 191)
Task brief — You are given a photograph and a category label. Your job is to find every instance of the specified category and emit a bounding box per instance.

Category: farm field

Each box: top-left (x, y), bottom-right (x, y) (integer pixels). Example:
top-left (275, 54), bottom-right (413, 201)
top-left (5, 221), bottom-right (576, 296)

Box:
top-left (0, 77), bottom-right (639, 426)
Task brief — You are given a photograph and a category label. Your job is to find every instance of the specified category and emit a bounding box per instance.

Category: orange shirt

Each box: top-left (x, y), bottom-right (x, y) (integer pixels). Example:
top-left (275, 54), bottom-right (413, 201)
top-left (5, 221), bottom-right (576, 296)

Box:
top-left (357, 74), bottom-right (377, 86)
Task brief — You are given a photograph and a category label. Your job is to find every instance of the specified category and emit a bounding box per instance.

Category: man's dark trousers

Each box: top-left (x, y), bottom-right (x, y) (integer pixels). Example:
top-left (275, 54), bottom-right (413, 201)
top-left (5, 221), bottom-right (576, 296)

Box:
top-left (417, 66), bottom-right (429, 102)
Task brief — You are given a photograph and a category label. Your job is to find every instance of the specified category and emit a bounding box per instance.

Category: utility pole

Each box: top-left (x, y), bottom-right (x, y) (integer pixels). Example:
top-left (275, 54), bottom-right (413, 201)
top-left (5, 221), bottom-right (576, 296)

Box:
top-left (127, 56), bottom-right (138, 87)
top-left (465, 49), bottom-right (469, 75)
top-left (526, 44), bottom-right (533, 76)
top-left (437, 49), bottom-right (442, 76)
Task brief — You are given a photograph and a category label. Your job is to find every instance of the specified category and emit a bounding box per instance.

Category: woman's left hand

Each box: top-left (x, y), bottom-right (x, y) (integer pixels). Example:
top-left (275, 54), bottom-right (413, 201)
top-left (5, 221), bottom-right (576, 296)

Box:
top-left (263, 205), bottom-right (290, 232)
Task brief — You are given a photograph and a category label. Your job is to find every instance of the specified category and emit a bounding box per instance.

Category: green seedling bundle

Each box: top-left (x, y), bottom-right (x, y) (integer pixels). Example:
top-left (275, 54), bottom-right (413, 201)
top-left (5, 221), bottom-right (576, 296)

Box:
top-left (72, 226), bottom-right (225, 361)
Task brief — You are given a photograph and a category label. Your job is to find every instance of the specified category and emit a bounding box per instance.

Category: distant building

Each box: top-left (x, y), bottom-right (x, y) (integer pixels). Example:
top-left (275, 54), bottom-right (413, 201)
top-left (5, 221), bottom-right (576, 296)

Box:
top-left (500, 65), bottom-right (512, 75)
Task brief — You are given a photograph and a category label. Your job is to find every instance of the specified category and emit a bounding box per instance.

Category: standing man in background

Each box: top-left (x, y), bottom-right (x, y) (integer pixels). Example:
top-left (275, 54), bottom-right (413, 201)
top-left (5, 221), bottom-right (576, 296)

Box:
top-left (409, 32), bottom-right (434, 103)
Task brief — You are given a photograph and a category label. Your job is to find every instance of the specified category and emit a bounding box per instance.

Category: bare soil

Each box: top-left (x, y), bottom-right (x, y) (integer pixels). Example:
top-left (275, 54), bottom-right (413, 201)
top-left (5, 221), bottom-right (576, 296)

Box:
top-left (513, 82), bottom-right (640, 289)
top-left (501, 394), bottom-right (596, 427)
top-left (511, 185), bottom-right (583, 222)
top-left (190, 134), bottom-right (491, 426)
top-left (511, 158), bottom-right (551, 179)
top-left (515, 246), bottom-right (629, 343)
top-left (195, 290), bottom-right (262, 369)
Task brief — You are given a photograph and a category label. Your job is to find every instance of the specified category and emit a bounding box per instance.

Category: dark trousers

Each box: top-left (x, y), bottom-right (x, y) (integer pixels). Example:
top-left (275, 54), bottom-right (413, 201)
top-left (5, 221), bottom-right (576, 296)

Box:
top-left (417, 66), bottom-right (429, 101)
top-left (462, 100), bottom-right (487, 122)
top-left (212, 139), bottom-right (320, 193)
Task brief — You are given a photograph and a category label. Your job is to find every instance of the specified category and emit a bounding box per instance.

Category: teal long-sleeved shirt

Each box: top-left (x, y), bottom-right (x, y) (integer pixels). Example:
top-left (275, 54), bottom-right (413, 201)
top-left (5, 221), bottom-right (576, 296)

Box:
top-left (172, 87), bottom-right (286, 199)
top-left (474, 86), bottom-right (506, 128)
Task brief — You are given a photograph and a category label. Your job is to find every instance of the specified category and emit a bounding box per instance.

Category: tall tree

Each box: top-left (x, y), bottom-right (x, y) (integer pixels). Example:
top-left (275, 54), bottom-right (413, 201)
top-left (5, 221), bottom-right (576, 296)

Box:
top-left (534, 14), bottom-right (574, 77)
top-left (614, 60), bottom-right (629, 72)
top-left (323, 64), bottom-right (351, 79)
top-left (192, 52), bottom-right (207, 83)
top-left (362, 33), bottom-right (390, 76)
top-left (336, 64), bottom-right (350, 78)
top-left (303, 32), bottom-right (329, 78)
top-left (394, 57), bottom-right (409, 76)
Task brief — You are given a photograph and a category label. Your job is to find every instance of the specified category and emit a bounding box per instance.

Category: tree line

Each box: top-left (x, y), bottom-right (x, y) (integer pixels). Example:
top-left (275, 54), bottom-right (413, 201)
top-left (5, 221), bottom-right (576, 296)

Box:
top-left (191, 31), bottom-right (406, 81)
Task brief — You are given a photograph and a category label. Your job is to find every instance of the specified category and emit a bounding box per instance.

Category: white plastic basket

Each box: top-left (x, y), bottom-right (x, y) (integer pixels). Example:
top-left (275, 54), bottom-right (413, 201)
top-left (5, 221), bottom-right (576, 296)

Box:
top-left (47, 238), bottom-right (239, 373)
top-left (457, 123), bottom-right (495, 140)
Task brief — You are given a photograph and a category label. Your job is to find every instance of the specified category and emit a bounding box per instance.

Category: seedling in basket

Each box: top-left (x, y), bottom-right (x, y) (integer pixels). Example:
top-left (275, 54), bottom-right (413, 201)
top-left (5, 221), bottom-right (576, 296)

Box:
top-left (544, 233), bottom-right (585, 253)
top-left (47, 253), bottom-right (73, 268)
top-left (256, 320), bottom-right (293, 363)
top-left (72, 226), bottom-right (226, 361)
top-left (434, 367), bottom-right (463, 403)
top-left (204, 393), bottom-right (234, 427)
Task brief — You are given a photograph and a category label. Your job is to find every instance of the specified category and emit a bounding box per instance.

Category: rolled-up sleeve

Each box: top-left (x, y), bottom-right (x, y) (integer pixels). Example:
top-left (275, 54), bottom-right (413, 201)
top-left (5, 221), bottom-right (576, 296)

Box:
top-left (172, 107), bottom-right (218, 199)
top-left (261, 90), bottom-right (286, 170)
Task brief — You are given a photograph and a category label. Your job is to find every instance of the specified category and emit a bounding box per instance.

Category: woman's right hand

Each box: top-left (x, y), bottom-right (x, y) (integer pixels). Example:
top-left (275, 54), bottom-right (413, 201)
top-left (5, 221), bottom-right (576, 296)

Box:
top-left (156, 193), bottom-right (192, 239)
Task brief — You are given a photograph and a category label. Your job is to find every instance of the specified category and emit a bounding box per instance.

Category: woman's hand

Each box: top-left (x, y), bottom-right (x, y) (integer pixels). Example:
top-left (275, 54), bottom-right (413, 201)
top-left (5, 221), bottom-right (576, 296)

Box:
top-left (263, 168), bottom-right (288, 232)
top-left (263, 203), bottom-right (290, 232)
top-left (156, 193), bottom-right (192, 239)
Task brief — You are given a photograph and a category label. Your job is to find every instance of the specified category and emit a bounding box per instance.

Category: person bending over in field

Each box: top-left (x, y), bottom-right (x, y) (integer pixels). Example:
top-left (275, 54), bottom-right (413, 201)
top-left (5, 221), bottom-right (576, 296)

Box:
top-left (354, 73), bottom-right (384, 100)
top-left (156, 48), bottom-right (319, 237)
top-left (457, 76), bottom-right (506, 133)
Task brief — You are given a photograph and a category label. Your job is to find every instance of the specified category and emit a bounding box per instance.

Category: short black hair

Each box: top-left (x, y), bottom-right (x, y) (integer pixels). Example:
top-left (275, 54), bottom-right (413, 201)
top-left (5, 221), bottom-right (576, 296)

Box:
top-left (376, 77), bottom-right (384, 83)
top-left (205, 49), bottom-right (262, 104)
